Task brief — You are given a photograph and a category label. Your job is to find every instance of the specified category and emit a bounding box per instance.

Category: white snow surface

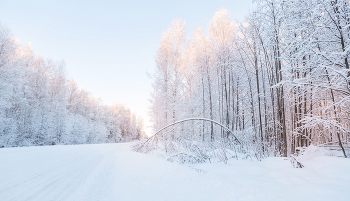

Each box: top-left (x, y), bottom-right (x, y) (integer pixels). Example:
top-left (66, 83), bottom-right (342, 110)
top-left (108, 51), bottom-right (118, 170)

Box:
top-left (0, 143), bottom-right (349, 201)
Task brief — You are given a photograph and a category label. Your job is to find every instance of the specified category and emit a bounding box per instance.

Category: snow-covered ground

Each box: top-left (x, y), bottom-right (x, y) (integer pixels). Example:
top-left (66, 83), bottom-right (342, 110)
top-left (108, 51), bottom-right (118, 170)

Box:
top-left (0, 143), bottom-right (349, 201)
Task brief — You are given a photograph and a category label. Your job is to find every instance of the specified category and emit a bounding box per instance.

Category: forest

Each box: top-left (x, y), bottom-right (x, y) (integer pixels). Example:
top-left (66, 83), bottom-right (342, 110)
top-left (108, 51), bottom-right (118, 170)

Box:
top-left (0, 1), bottom-right (349, 200)
top-left (145, 0), bottom-right (350, 161)
top-left (0, 26), bottom-right (144, 147)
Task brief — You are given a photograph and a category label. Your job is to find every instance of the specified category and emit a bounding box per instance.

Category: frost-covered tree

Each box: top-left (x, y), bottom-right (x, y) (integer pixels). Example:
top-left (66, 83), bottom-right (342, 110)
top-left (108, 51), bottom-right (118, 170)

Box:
top-left (0, 24), bottom-right (144, 147)
top-left (282, 0), bottom-right (350, 157)
top-left (147, 1), bottom-right (350, 161)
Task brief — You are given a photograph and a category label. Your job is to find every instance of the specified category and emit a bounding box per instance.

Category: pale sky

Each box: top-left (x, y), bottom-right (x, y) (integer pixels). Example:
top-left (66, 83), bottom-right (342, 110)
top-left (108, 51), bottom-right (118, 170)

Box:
top-left (0, 0), bottom-right (254, 135)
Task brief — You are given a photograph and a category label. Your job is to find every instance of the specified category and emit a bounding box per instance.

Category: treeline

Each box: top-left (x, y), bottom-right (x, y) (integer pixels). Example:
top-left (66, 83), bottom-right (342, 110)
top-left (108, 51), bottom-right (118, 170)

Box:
top-left (0, 25), bottom-right (144, 147)
top-left (150, 0), bottom-right (350, 158)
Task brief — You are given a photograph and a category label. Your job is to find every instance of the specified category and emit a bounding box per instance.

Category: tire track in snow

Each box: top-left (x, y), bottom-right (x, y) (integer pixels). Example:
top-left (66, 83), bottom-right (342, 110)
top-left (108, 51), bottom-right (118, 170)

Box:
top-left (0, 144), bottom-right (117, 201)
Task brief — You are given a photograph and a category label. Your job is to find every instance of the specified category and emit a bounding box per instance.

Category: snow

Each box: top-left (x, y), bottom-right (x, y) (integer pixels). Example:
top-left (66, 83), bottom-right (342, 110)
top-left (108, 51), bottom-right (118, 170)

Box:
top-left (0, 143), bottom-right (349, 201)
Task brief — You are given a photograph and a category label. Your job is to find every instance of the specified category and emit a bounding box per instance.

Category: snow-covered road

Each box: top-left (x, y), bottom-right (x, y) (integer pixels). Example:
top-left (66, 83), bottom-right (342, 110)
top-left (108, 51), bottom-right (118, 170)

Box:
top-left (0, 143), bottom-right (349, 201)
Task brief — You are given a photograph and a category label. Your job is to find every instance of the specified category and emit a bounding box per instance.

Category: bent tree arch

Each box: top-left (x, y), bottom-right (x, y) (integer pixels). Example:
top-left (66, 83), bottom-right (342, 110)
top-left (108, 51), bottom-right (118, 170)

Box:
top-left (142, 118), bottom-right (241, 147)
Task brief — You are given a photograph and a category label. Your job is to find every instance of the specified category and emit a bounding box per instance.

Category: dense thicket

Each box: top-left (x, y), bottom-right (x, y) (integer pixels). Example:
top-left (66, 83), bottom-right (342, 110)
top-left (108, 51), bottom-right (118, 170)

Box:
top-left (149, 0), bottom-right (350, 160)
top-left (0, 26), bottom-right (144, 147)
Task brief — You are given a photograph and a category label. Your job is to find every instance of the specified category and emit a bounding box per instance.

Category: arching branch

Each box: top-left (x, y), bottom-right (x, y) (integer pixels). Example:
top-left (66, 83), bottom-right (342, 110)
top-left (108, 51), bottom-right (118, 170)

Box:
top-left (144, 118), bottom-right (241, 145)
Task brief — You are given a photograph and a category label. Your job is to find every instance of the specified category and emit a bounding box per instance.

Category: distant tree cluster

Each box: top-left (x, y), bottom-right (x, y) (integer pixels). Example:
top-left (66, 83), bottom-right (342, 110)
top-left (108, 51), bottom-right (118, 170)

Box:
top-left (0, 25), bottom-right (144, 147)
top-left (150, 0), bottom-right (350, 159)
